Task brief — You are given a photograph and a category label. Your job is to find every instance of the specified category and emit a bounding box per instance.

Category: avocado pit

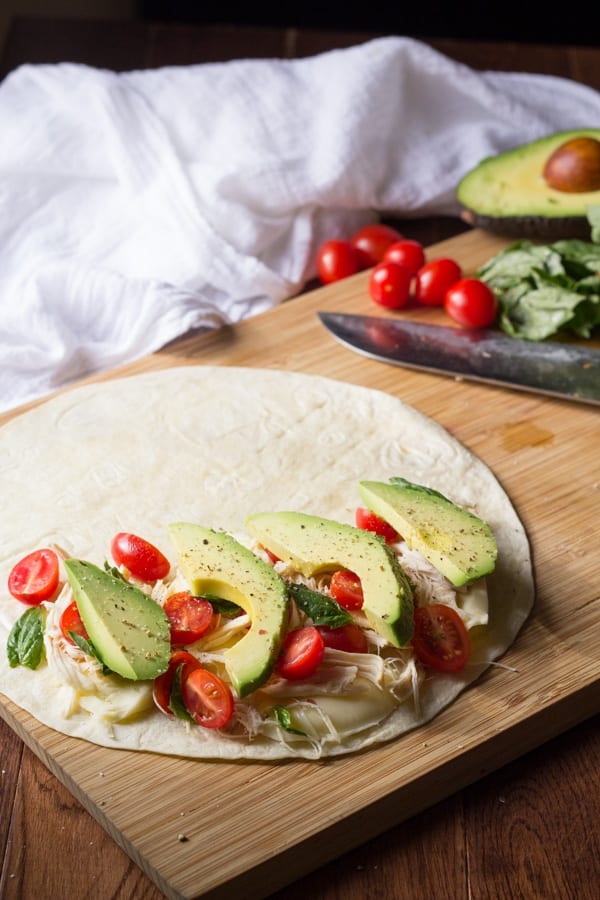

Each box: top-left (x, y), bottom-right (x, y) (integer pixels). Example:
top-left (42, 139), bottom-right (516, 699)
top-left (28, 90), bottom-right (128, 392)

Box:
top-left (543, 136), bottom-right (600, 193)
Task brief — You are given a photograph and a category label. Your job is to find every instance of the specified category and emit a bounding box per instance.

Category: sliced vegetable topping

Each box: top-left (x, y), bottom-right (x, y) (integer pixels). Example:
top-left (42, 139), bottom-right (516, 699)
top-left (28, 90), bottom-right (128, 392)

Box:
top-left (153, 650), bottom-right (202, 716)
top-left (59, 600), bottom-right (89, 645)
top-left (355, 507), bottom-right (400, 543)
top-left (110, 532), bottom-right (170, 582)
top-left (163, 591), bottom-right (216, 645)
top-left (181, 666), bottom-right (234, 729)
top-left (329, 569), bottom-right (364, 611)
top-left (8, 548), bottom-right (60, 605)
top-left (317, 623), bottom-right (368, 653)
top-left (275, 626), bottom-right (325, 681)
top-left (412, 604), bottom-right (471, 673)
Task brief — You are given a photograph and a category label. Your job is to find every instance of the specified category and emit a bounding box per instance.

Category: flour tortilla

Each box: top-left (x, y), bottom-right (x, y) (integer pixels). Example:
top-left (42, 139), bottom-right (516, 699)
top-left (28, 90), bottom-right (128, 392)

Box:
top-left (0, 366), bottom-right (534, 759)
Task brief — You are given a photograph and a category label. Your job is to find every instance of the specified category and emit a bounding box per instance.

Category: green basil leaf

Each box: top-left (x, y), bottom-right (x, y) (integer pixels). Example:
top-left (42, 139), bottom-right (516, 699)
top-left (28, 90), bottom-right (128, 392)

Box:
top-left (7, 607), bottom-right (46, 670)
top-left (168, 664), bottom-right (194, 722)
top-left (207, 596), bottom-right (244, 618)
top-left (272, 705), bottom-right (306, 736)
top-left (287, 582), bottom-right (352, 628)
top-left (69, 631), bottom-right (113, 675)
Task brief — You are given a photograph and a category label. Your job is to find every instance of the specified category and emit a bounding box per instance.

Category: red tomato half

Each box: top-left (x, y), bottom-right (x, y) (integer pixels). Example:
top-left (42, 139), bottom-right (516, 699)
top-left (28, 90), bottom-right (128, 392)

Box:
top-left (181, 666), bottom-right (234, 729)
top-left (350, 223), bottom-right (404, 267)
top-left (8, 548), bottom-right (60, 605)
top-left (412, 604), bottom-right (471, 673)
top-left (60, 601), bottom-right (89, 645)
top-left (164, 592), bottom-right (216, 645)
top-left (383, 239), bottom-right (426, 275)
top-left (153, 650), bottom-right (201, 715)
top-left (316, 239), bottom-right (363, 284)
top-left (329, 569), bottom-right (364, 611)
top-left (444, 278), bottom-right (498, 328)
top-left (317, 623), bottom-right (368, 653)
top-left (355, 507), bottom-right (400, 543)
top-left (415, 258), bottom-right (462, 307)
top-left (275, 626), bottom-right (325, 680)
top-left (111, 532), bottom-right (170, 582)
top-left (369, 261), bottom-right (412, 309)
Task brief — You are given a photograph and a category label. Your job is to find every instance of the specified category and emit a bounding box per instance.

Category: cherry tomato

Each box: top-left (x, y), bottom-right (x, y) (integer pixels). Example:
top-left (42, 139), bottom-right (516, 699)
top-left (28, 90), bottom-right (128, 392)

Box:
top-left (111, 532), bottom-right (170, 582)
top-left (355, 507), bottom-right (400, 543)
top-left (317, 623), bottom-right (368, 653)
top-left (383, 239), bottom-right (426, 275)
top-left (182, 666), bottom-right (234, 729)
top-left (8, 548), bottom-right (60, 605)
top-left (153, 650), bottom-right (201, 715)
top-left (444, 278), bottom-right (498, 328)
top-left (329, 569), bottom-right (364, 611)
top-left (316, 239), bottom-right (362, 284)
top-left (60, 600), bottom-right (89, 644)
top-left (412, 604), bottom-right (471, 673)
top-left (275, 626), bottom-right (325, 681)
top-left (350, 223), bottom-right (404, 267)
top-left (415, 258), bottom-right (462, 307)
top-left (369, 261), bottom-right (412, 309)
top-left (163, 592), bottom-right (216, 646)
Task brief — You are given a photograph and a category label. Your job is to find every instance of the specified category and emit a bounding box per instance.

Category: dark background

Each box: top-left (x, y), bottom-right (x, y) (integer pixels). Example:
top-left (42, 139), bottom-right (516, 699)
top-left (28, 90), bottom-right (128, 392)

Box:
top-left (140, 2), bottom-right (598, 46)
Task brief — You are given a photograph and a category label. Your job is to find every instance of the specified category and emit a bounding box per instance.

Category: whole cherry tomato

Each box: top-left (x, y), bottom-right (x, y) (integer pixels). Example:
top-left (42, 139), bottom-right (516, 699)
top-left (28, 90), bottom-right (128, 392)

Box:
top-left (415, 258), bottom-right (462, 307)
top-left (316, 239), bottom-right (362, 284)
top-left (444, 278), bottom-right (498, 328)
top-left (369, 261), bottom-right (412, 309)
top-left (383, 239), bottom-right (426, 275)
top-left (350, 223), bottom-right (404, 267)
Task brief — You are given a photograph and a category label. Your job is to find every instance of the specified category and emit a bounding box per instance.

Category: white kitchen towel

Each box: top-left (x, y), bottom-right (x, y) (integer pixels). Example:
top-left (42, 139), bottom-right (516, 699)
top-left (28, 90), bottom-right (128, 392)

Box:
top-left (1, 35), bottom-right (600, 412)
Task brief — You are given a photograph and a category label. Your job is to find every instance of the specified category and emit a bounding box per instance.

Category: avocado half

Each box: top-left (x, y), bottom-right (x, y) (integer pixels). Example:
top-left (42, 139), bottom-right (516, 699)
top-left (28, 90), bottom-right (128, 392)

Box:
top-left (456, 129), bottom-right (600, 239)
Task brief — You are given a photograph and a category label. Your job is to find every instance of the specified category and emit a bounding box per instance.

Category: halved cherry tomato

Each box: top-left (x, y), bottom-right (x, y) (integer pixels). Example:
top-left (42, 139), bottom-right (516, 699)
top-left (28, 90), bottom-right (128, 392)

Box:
top-left (163, 592), bottom-right (215, 645)
top-left (412, 604), bottom-right (471, 673)
top-left (316, 239), bottom-right (363, 284)
top-left (275, 626), bottom-right (325, 681)
top-left (415, 258), bottom-right (462, 307)
top-left (263, 547), bottom-right (281, 565)
top-left (153, 650), bottom-right (201, 715)
top-left (8, 548), bottom-right (60, 605)
top-left (329, 569), bottom-right (364, 611)
top-left (444, 278), bottom-right (498, 328)
top-left (60, 600), bottom-right (89, 644)
top-left (181, 666), bottom-right (234, 729)
top-left (369, 261), bottom-right (412, 309)
top-left (317, 623), bottom-right (368, 653)
top-left (355, 507), bottom-right (400, 543)
top-left (350, 223), bottom-right (404, 267)
top-left (383, 239), bottom-right (426, 275)
top-left (111, 532), bottom-right (170, 582)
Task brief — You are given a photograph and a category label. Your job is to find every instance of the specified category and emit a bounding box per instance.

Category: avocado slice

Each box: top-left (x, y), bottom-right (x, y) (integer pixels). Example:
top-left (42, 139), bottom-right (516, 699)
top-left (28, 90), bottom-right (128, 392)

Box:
top-left (64, 559), bottom-right (171, 680)
top-left (245, 511), bottom-right (414, 647)
top-left (168, 523), bottom-right (288, 697)
top-left (456, 129), bottom-right (600, 239)
top-left (358, 479), bottom-right (497, 588)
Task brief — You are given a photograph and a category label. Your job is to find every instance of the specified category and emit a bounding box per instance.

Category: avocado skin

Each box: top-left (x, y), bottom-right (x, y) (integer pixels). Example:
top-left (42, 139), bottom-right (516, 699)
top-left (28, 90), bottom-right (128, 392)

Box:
top-left (64, 559), bottom-right (171, 681)
top-left (245, 511), bottom-right (414, 647)
top-left (457, 129), bottom-right (600, 239)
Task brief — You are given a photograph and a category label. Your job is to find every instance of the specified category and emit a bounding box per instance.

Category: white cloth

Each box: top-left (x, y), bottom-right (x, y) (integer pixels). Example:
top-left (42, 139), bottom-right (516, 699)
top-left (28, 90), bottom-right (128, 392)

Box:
top-left (1, 36), bottom-right (600, 412)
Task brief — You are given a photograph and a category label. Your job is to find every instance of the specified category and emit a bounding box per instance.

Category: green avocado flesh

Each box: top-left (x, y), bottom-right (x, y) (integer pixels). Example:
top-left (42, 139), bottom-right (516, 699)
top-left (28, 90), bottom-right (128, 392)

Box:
top-left (168, 523), bottom-right (288, 697)
top-left (358, 479), bottom-right (497, 588)
top-left (456, 129), bottom-right (600, 238)
top-left (245, 511), bottom-right (414, 647)
top-left (64, 560), bottom-right (171, 680)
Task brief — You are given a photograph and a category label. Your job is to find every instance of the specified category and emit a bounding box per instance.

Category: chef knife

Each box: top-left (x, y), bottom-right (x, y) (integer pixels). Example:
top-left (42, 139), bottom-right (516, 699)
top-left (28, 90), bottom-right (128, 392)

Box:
top-left (318, 312), bottom-right (600, 406)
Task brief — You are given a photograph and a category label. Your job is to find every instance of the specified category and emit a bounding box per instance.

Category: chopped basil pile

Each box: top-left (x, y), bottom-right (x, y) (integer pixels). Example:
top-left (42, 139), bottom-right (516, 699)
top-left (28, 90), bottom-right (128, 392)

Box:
top-left (478, 207), bottom-right (600, 341)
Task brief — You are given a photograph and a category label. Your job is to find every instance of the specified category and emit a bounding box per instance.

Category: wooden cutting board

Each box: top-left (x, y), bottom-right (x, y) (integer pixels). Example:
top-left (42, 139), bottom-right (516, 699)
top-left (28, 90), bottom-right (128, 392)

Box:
top-left (1, 229), bottom-right (599, 900)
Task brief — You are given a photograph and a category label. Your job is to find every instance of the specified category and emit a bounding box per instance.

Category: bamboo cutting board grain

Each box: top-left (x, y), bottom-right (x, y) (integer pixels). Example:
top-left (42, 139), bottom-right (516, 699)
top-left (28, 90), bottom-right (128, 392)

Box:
top-left (1, 229), bottom-right (599, 900)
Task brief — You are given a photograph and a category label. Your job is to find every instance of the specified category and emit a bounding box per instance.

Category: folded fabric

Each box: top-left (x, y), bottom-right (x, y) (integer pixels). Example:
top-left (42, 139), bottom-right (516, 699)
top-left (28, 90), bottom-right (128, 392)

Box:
top-left (1, 35), bottom-right (600, 412)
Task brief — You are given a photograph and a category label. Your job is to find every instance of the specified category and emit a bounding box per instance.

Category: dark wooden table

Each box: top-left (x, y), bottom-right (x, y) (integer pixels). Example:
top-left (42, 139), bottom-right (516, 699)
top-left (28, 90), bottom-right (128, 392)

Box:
top-left (1, 17), bottom-right (599, 900)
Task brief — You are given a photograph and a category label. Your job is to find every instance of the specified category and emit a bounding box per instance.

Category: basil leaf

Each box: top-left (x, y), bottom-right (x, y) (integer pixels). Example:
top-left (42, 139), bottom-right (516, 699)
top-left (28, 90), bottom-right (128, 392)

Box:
top-left (103, 561), bottom-right (128, 582)
top-left (168, 664), bottom-right (194, 722)
top-left (207, 597), bottom-right (244, 618)
top-left (272, 705), bottom-right (306, 736)
top-left (7, 607), bottom-right (46, 670)
top-left (69, 632), bottom-right (114, 675)
top-left (287, 582), bottom-right (352, 628)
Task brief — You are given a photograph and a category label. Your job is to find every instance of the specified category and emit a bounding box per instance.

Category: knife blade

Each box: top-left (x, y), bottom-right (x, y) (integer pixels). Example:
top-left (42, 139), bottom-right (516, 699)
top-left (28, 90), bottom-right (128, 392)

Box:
top-left (318, 312), bottom-right (600, 406)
